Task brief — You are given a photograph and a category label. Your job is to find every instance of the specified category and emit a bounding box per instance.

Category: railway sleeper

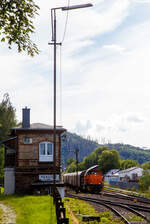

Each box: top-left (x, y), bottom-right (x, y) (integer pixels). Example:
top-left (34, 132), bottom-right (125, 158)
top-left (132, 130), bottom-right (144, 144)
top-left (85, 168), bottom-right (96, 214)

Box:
top-left (58, 218), bottom-right (69, 224)
top-left (81, 215), bottom-right (100, 222)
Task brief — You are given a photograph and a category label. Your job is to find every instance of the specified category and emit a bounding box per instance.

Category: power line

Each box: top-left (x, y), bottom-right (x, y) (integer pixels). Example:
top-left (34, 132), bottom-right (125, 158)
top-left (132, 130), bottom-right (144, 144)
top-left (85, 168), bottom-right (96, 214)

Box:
top-left (61, 0), bottom-right (70, 43)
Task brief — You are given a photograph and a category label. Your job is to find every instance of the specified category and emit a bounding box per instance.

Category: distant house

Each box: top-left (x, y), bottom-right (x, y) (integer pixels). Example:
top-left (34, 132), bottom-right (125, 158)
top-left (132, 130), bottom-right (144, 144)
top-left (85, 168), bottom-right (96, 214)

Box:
top-left (105, 167), bottom-right (143, 185)
top-left (118, 167), bottom-right (143, 182)
top-left (104, 169), bottom-right (120, 184)
top-left (3, 107), bottom-right (66, 195)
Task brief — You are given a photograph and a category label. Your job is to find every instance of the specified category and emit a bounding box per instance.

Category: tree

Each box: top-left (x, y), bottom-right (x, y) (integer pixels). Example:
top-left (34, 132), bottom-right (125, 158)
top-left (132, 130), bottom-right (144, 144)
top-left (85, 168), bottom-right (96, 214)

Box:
top-left (98, 149), bottom-right (120, 174)
top-left (66, 158), bottom-right (75, 167)
top-left (120, 160), bottom-right (139, 170)
top-left (0, 93), bottom-right (17, 184)
top-left (0, 147), bottom-right (4, 184)
top-left (66, 161), bottom-right (76, 173)
top-left (141, 161), bottom-right (150, 170)
top-left (0, 93), bottom-right (17, 141)
top-left (0, 0), bottom-right (39, 56)
top-left (76, 146), bottom-right (107, 170)
top-left (139, 173), bottom-right (150, 191)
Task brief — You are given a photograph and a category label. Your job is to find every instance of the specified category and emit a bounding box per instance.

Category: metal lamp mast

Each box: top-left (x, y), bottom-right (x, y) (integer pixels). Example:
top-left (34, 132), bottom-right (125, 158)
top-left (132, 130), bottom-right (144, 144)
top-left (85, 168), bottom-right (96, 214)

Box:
top-left (50, 3), bottom-right (93, 199)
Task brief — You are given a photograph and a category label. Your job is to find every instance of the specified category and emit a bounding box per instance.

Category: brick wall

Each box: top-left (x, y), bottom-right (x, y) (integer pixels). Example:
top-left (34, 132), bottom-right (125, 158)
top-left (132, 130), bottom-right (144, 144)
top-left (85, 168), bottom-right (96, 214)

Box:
top-left (17, 133), bottom-right (60, 167)
top-left (15, 131), bottom-right (61, 193)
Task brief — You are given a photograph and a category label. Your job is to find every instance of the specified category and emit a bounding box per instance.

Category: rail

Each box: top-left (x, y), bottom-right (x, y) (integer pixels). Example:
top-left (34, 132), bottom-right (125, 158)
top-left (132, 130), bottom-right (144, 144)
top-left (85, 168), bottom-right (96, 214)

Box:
top-left (66, 192), bottom-right (150, 224)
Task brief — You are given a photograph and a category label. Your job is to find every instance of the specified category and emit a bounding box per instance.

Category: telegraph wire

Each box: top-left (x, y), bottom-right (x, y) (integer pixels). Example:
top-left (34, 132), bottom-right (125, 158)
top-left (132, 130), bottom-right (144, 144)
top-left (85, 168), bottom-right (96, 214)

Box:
top-left (61, 0), bottom-right (70, 44)
top-left (59, 0), bottom-right (71, 125)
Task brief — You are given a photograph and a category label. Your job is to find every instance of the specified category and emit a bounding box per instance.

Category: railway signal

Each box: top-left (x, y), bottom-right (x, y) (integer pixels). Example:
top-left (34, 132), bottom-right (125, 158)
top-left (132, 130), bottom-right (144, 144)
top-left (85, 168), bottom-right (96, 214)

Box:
top-left (68, 148), bottom-right (79, 193)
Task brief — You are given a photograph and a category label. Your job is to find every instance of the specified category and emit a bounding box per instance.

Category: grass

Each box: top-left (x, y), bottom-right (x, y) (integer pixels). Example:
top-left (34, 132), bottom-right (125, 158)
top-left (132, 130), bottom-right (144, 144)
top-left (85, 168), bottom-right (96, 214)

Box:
top-left (0, 194), bottom-right (57, 224)
top-left (0, 187), bottom-right (4, 194)
top-left (0, 208), bottom-right (3, 222)
top-left (64, 197), bottom-right (124, 224)
top-left (126, 213), bottom-right (144, 222)
top-left (104, 181), bottom-right (150, 198)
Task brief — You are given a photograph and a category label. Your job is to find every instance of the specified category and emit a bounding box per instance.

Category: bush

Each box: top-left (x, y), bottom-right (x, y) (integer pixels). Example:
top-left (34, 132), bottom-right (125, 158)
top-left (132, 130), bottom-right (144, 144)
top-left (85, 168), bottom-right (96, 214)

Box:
top-left (139, 174), bottom-right (150, 191)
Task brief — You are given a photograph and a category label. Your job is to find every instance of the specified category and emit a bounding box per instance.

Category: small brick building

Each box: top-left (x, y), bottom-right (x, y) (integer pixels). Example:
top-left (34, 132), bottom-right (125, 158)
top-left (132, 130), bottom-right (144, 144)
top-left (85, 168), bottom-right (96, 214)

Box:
top-left (4, 108), bottom-right (66, 194)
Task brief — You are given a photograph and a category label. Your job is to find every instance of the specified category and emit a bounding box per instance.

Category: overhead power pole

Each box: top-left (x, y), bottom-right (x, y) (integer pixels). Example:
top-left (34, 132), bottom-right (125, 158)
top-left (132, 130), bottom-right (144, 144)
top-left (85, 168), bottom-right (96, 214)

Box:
top-left (50, 2), bottom-right (93, 200)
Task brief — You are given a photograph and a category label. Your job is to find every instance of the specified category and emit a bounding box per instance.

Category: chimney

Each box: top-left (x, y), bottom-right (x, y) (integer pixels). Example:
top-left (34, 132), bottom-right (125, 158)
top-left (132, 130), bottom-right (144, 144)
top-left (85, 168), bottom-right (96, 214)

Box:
top-left (22, 107), bottom-right (30, 128)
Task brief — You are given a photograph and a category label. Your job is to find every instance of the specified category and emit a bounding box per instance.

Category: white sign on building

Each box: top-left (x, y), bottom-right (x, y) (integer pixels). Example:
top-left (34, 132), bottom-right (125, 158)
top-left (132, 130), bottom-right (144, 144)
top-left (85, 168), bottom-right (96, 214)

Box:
top-left (39, 174), bottom-right (59, 182)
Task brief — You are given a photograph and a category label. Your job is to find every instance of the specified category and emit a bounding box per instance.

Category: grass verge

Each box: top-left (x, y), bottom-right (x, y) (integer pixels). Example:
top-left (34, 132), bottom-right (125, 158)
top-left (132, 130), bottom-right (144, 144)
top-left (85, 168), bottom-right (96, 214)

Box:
top-left (0, 208), bottom-right (3, 222)
top-left (0, 194), bottom-right (57, 224)
top-left (64, 197), bottom-right (124, 224)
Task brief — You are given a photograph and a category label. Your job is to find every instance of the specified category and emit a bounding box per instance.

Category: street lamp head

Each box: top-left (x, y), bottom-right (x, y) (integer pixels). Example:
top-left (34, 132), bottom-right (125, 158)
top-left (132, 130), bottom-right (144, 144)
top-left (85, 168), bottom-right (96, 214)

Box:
top-left (61, 3), bottom-right (93, 11)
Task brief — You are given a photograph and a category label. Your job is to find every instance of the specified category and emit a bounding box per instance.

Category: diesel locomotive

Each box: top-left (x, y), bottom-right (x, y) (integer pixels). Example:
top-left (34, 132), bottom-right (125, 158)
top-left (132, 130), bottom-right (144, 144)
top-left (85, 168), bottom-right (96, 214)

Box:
top-left (64, 165), bottom-right (103, 193)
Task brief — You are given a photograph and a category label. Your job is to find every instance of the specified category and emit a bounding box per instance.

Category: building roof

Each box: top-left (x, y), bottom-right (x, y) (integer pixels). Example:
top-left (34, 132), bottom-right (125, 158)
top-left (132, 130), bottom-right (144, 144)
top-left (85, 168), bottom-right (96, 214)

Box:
top-left (12, 123), bottom-right (66, 132)
top-left (119, 167), bottom-right (142, 174)
top-left (0, 136), bottom-right (17, 144)
top-left (105, 169), bottom-right (120, 176)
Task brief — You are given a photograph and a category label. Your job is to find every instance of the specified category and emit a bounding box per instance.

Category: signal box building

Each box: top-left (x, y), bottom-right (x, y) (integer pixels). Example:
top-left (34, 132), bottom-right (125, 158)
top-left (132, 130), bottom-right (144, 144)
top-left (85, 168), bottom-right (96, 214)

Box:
top-left (3, 108), bottom-right (66, 194)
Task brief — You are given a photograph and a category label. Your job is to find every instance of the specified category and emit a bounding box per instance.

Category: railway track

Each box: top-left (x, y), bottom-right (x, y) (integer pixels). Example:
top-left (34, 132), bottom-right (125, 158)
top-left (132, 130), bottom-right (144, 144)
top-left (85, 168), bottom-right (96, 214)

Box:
top-left (102, 190), bottom-right (150, 205)
top-left (104, 186), bottom-right (150, 201)
top-left (66, 192), bottom-right (150, 224)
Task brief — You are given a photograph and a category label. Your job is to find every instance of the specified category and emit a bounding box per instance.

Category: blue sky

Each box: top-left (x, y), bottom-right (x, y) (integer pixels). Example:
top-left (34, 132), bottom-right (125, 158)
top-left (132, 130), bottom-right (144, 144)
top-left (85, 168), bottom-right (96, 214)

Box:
top-left (1, 0), bottom-right (150, 147)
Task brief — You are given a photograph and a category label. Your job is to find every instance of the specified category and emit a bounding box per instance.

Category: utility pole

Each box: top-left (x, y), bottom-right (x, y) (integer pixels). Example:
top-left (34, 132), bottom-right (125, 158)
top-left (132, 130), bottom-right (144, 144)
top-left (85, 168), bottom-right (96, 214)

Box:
top-left (50, 2), bottom-right (93, 200)
top-left (50, 9), bottom-right (61, 199)
top-left (75, 149), bottom-right (79, 194)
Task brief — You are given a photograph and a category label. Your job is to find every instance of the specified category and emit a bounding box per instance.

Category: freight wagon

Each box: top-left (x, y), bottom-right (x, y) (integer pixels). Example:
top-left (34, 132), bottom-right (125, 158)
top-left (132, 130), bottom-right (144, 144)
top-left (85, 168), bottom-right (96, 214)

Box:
top-left (64, 165), bottom-right (103, 193)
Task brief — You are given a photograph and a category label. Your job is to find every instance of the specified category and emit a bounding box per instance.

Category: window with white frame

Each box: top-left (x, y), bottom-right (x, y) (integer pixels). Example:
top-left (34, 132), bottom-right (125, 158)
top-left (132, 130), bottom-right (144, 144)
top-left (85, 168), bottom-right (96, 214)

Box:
top-left (23, 137), bottom-right (32, 144)
top-left (39, 142), bottom-right (53, 162)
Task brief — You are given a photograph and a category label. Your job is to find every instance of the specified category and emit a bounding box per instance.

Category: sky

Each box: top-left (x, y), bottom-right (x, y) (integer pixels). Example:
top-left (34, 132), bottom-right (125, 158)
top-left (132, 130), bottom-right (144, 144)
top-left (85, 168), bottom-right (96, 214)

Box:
top-left (1, 0), bottom-right (150, 148)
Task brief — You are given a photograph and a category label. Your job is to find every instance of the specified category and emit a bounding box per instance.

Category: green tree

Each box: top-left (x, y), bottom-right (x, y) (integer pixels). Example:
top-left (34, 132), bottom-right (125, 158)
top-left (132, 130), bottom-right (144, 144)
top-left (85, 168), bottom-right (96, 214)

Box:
top-left (66, 161), bottom-right (76, 173)
top-left (0, 147), bottom-right (4, 184)
top-left (0, 93), bottom-right (17, 141)
top-left (120, 160), bottom-right (139, 170)
top-left (141, 161), bottom-right (150, 170)
top-left (81, 146), bottom-right (108, 170)
top-left (0, 93), bottom-right (17, 184)
top-left (66, 158), bottom-right (75, 167)
top-left (98, 149), bottom-right (120, 174)
top-left (139, 173), bottom-right (150, 191)
top-left (0, 0), bottom-right (39, 56)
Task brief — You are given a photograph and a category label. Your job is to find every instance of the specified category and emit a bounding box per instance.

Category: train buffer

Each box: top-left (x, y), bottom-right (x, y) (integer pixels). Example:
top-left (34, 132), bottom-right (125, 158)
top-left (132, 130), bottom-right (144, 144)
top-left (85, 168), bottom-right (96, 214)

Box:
top-left (81, 215), bottom-right (100, 222)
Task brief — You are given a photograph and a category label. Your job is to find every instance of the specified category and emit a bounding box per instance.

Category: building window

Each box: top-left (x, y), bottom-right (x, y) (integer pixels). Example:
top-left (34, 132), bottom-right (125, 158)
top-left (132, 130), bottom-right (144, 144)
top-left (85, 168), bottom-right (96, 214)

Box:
top-left (23, 137), bottom-right (32, 144)
top-left (39, 142), bottom-right (53, 162)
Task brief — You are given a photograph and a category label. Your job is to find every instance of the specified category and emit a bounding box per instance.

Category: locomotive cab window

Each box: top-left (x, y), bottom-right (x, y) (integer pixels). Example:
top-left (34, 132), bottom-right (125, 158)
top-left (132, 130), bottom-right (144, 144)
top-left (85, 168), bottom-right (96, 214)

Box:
top-left (39, 142), bottom-right (53, 162)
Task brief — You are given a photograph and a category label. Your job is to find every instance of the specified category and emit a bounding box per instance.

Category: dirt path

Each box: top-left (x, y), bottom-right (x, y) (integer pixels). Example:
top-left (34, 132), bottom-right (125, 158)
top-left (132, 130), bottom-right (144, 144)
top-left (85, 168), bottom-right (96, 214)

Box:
top-left (0, 202), bottom-right (16, 224)
top-left (66, 205), bottom-right (79, 224)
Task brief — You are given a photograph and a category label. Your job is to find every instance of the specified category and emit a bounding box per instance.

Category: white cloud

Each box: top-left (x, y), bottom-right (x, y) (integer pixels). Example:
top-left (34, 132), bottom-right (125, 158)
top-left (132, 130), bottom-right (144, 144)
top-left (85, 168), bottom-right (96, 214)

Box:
top-left (70, 112), bottom-right (145, 145)
top-left (133, 0), bottom-right (150, 3)
top-left (127, 115), bottom-right (144, 123)
top-left (73, 120), bottom-right (92, 135)
top-left (1, 0), bottom-right (150, 148)
top-left (102, 44), bottom-right (126, 54)
top-left (61, 0), bottom-right (130, 44)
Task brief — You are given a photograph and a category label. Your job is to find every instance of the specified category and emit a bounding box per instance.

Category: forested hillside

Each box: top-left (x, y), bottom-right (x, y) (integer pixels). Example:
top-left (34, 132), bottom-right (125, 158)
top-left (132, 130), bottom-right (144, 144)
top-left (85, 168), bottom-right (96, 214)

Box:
top-left (106, 143), bottom-right (150, 164)
top-left (61, 132), bottom-right (99, 167)
top-left (61, 133), bottom-right (150, 167)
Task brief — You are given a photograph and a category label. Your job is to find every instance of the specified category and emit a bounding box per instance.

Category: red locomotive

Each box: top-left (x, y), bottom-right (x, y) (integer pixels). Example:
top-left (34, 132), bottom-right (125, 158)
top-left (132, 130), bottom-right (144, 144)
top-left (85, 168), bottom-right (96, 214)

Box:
top-left (64, 165), bottom-right (103, 193)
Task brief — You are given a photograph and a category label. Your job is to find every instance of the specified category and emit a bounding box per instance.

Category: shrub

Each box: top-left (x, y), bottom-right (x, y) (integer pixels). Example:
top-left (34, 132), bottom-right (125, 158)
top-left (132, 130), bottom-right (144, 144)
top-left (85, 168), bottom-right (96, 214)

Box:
top-left (139, 174), bottom-right (150, 191)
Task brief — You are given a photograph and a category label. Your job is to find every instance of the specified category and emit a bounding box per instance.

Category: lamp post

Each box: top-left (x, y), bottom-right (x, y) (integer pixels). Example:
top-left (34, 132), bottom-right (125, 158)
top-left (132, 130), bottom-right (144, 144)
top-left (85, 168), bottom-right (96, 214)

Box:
top-left (50, 3), bottom-right (93, 199)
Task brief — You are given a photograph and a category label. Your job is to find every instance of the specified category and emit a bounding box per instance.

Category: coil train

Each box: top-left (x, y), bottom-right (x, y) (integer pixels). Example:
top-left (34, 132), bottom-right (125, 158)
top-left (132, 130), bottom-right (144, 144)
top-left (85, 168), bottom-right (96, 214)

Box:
top-left (64, 165), bottom-right (103, 193)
